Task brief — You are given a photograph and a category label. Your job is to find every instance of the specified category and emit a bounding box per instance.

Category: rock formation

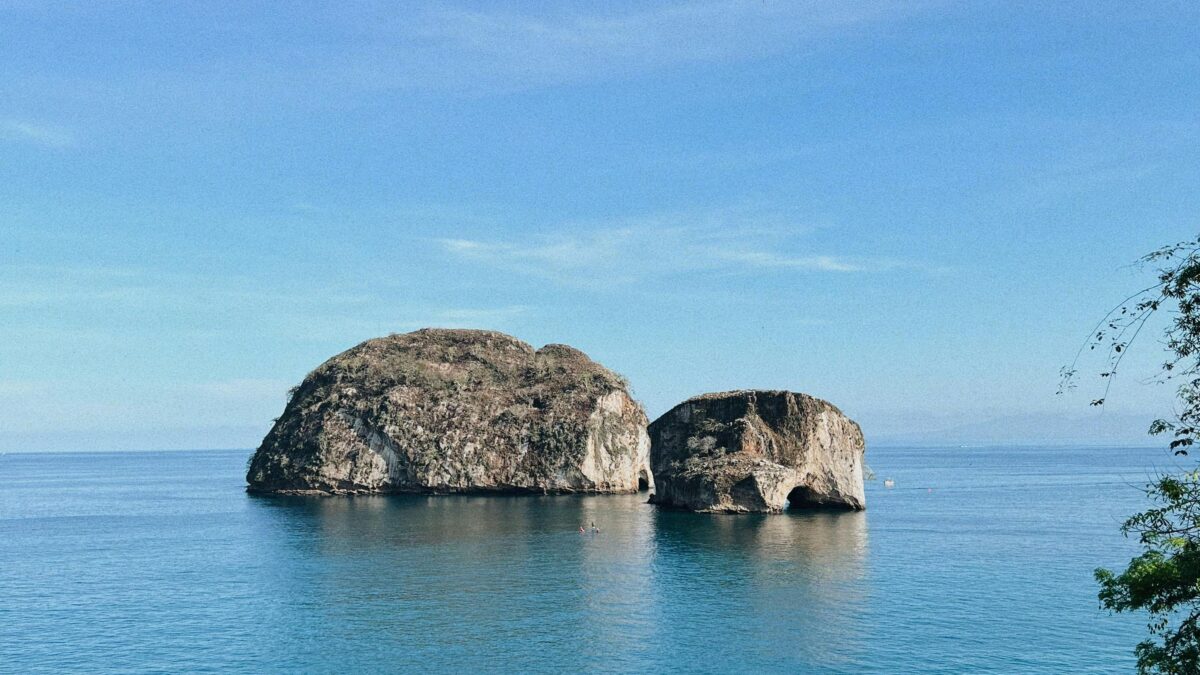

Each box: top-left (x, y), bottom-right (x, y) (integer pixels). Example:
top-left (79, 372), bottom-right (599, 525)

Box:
top-left (648, 390), bottom-right (865, 513)
top-left (246, 329), bottom-right (651, 495)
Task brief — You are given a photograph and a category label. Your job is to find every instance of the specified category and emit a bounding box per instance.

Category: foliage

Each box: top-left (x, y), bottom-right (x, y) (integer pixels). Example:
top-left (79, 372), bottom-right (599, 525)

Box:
top-left (1095, 472), bottom-right (1200, 674)
top-left (1067, 236), bottom-right (1200, 673)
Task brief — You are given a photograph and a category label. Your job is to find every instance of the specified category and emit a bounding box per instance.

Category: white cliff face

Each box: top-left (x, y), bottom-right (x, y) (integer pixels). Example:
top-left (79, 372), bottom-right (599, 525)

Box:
top-left (648, 390), bottom-right (866, 513)
top-left (246, 329), bottom-right (652, 495)
top-left (580, 390), bottom-right (653, 492)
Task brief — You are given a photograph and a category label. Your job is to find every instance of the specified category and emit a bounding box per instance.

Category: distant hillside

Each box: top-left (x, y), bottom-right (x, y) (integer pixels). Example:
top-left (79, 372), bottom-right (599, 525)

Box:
top-left (868, 411), bottom-right (1163, 447)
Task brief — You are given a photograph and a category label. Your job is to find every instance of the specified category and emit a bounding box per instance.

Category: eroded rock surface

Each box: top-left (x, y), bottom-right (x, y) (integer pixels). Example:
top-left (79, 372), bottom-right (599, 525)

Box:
top-left (247, 329), bottom-right (651, 495)
top-left (648, 390), bottom-right (865, 513)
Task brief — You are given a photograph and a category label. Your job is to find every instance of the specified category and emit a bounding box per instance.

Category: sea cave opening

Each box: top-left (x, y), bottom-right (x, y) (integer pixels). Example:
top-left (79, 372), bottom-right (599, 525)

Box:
top-left (637, 471), bottom-right (650, 492)
top-left (785, 485), bottom-right (816, 510)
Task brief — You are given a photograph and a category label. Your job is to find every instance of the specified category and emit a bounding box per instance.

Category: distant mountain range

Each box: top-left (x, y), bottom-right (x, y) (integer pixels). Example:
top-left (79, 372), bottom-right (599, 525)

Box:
top-left (868, 411), bottom-right (1163, 447)
top-left (1, 411), bottom-right (1168, 453)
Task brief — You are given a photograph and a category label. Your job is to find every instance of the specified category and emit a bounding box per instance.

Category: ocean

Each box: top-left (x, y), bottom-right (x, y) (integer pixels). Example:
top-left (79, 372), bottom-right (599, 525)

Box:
top-left (0, 445), bottom-right (1168, 673)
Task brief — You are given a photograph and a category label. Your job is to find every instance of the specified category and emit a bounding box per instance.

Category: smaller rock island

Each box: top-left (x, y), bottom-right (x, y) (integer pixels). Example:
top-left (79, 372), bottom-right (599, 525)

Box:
top-left (648, 390), bottom-right (865, 513)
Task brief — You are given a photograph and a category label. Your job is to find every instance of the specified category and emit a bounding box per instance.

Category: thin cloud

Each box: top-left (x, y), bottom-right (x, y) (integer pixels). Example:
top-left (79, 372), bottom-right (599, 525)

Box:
top-left (715, 250), bottom-right (863, 272)
top-left (438, 230), bottom-right (642, 278)
top-left (393, 0), bottom-right (935, 92)
top-left (0, 119), bottom-right (75, 148)
top-left (118, 1), bottom-right (937, 99)
top-left (435, 214), bottom-right (919, 285)
top-left (0, 266), bottom-right (146, 307)
top-left (432, 306), bottom-right (530, 323)
top-left (0, 287), bottom-right (141, 308)
top-left (393, 305), bottom-right (533, 331)
top-left (0, 265), bottom-right (373, 310)
top-left (0, 1), bottom-right (945, 113)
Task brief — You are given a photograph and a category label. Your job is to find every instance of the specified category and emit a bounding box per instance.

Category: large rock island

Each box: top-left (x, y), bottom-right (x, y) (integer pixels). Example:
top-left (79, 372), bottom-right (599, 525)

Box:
top-left (247, 329), bottom-right (652, 495)
top-left (648, 390), bottom-right (865, 513)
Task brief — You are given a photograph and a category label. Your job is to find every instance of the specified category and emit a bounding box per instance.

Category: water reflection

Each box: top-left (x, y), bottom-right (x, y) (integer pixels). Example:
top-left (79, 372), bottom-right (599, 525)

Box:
top-left (244, 492), bottom-right (868, 671)
top-left (653, 509), bottom-right (868, 564)
top-left (650, 509), bottom-right (870, 667)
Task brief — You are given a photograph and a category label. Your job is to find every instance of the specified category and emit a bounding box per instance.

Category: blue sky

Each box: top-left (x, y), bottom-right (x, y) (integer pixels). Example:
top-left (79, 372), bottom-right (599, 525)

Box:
top-left (2, 1), bottom-right (1198, 451)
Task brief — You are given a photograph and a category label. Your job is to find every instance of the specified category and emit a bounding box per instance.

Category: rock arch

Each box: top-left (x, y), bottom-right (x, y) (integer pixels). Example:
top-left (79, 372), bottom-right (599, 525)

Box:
top-left (648, 390), bottom-right (866, 513)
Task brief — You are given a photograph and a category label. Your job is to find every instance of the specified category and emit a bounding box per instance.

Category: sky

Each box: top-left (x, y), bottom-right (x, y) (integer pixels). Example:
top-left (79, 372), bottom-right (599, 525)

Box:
top-left (2, 1), bottom-right (1198, 451)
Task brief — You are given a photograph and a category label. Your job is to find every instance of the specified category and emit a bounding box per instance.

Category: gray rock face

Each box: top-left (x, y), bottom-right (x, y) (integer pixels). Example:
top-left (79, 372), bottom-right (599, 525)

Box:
top-left (648, 390), bottom-right (865, 513)
top-left (247, 329), bottom-right (651, 495)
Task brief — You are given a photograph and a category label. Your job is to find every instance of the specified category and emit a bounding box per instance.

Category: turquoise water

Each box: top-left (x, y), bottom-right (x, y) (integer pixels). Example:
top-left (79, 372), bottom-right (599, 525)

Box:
top-left (0, 446), bottom-right (1166, 673)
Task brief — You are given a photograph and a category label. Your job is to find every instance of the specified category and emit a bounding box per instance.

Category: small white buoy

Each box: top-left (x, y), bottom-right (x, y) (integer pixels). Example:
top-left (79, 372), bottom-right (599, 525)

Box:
top-left (883, 479), bottom-right (895, 488)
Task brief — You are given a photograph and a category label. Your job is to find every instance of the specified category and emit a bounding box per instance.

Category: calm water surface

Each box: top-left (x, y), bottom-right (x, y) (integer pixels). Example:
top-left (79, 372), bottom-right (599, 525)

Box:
top-left (0, 446), bottom-right (1171, 673)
